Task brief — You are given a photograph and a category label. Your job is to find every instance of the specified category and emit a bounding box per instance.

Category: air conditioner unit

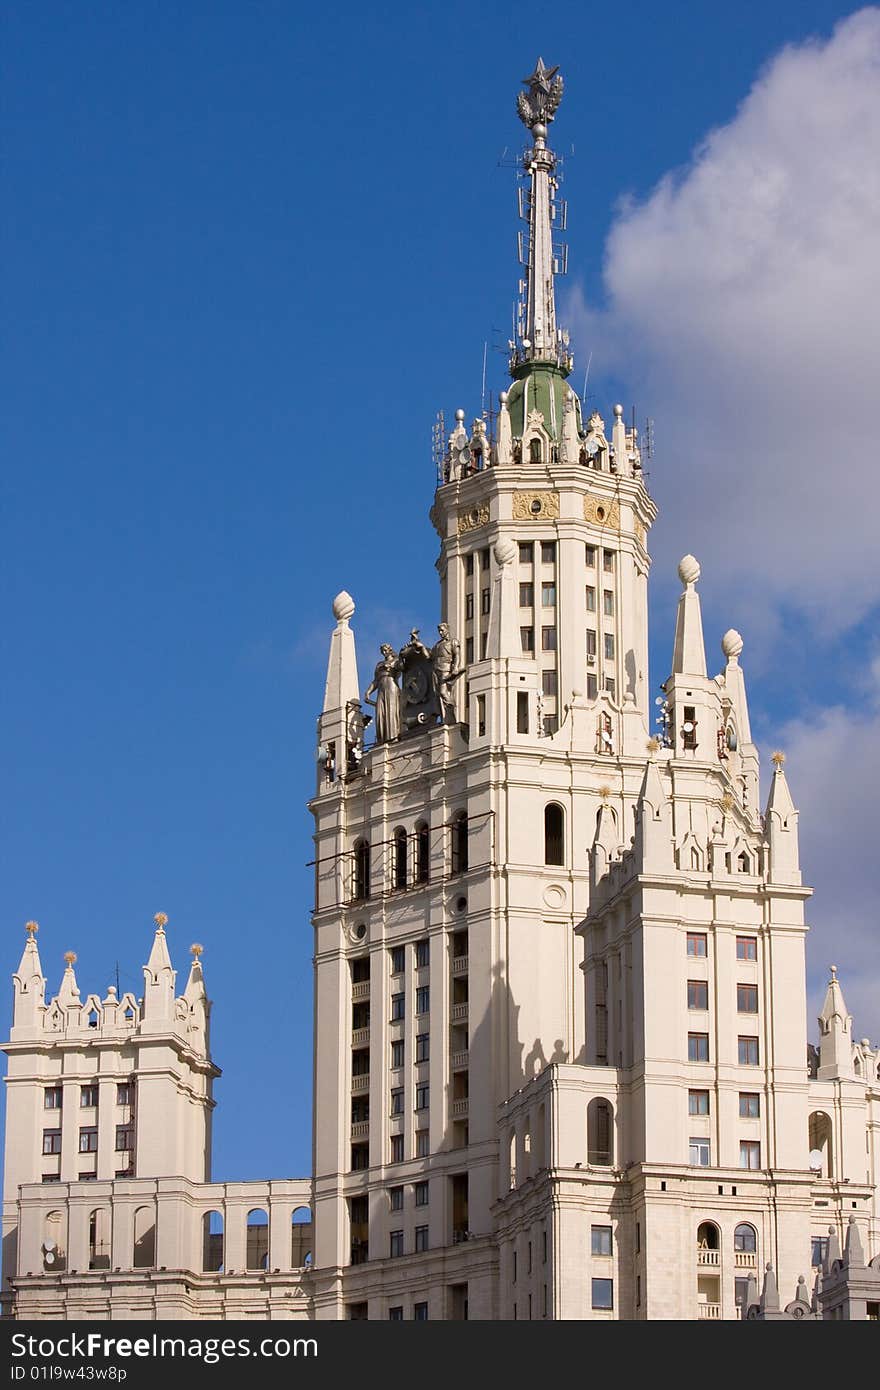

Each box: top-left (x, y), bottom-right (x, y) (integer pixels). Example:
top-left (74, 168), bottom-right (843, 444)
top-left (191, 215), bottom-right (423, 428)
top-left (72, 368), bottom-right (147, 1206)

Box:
top-left (586, 655), bottom-right (596, 665)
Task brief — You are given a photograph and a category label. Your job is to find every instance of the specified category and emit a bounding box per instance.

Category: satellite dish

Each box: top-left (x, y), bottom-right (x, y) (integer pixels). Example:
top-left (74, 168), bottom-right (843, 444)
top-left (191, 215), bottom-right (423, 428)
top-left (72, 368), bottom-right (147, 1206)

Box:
top-left (809, 1149), bottom-right (824, 1171)
top-left (42, 1240), bottom-right (56, 1254)
top-left (522, 338), bottom-right (531, 348)
top-left (602, 731), bottom-right (613, 744)
top-left (655, 696), bottom-right (665, 707)
top-left (585, 438), bottom-right (599, 457)
top-left (726, 728), bottom-right (738, 751)
top-left (315, 743), bottom-right (329, 762)
top-left (682, 722), bottom-right (694, 733)
top-left (43, 1251), bottom-right (56, 1266)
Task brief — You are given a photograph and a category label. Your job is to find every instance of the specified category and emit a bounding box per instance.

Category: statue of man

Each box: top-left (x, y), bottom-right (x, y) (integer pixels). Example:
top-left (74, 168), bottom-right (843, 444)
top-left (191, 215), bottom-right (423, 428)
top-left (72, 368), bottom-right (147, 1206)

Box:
top-left (430, 623), bottom-right (462, 724)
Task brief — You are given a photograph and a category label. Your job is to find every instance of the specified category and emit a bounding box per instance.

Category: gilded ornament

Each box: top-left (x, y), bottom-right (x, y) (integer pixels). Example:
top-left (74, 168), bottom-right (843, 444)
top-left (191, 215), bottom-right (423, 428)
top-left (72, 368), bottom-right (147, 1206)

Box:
top-left (512, 491), bottom-right (559, 521)
top-left (457, 503), bottom-right (490, 535)
top-left (154, 912), bottom-right (169, 929)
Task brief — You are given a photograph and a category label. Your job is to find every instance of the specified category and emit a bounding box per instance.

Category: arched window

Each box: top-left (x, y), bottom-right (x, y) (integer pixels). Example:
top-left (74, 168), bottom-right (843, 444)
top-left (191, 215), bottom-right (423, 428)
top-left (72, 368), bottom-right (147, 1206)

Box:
top-left (88, 1208), bottom-right (110, 1271)
top-left (809, 1111), bottom-right (833, 1178)
top-left (697, 1221), bottom-right (720, 1251)
top-left (353, 839), bottom-right (370, 901)
top-left (451, 812), bottom-right (469, 875)
top-left (737, 850), bottom-right (750, 873)
top-left (544, 804), bottom-right (564, 865)
top-left (587, 1098), bottom-right (614, 1166)
top-left (529, 438), bottom-right (542, 463)
top-left (42, 1209), bottom-right (67, 1272)
top-left (416, 823), bottom-right (430, 884)
top-left (203, 1211), bottom-right (224, 1272)
top-left (393, 828), bottom-right (408, 891)
top-left (291, 1206), bottom-right (313, 1268)
top-left (734, 1223), bottom-right (757, 1253)
top-left (133, 1205), bottom-right (156, 1269)
top-left (246, 1208), bottom-right (269, 1271)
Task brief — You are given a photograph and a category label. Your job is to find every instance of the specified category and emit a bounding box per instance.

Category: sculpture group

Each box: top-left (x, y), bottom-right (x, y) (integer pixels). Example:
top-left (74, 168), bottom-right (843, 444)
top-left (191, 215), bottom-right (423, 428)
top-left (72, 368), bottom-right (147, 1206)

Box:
top-left (364, 624), bottom-right (462, 743)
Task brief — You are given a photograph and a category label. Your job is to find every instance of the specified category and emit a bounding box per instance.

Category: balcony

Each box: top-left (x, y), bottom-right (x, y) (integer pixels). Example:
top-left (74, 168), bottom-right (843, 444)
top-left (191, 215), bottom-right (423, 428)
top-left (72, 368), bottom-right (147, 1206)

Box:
top-left (451, 1003), bottom-right (468, 1023)
top-left (696, 1249), bottom-right (720, 1267)
top-left (452, 956), bottom-right (468, 976)
top-left (351, 1073), bottom-right (370, 1094)
top-left (350, 1120), bottom-right (369, 1140)
top-left (451, 1098), bottom-right (469, 1118)
top-left (697, 1303), bottom-right (722, 1320)
top-left (735, 1250), bottom-right (757, 1270)
top-left (352, 1028), bottom-right (370, 1047)
top-left (352, 981), bottom-right (370, 1001)
top-left (451, 1050), bottom-right (469, 1071)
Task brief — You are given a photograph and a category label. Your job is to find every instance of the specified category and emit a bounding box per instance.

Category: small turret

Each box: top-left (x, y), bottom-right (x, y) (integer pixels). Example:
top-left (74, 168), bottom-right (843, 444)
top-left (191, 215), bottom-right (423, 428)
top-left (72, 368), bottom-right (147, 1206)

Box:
top-left (57, 950), bottom-right (81, 1009)
top-left (142, 912), bottom-right (176, 1026)
top-left (671, 555), bottom-right (707, 678)
top-left (633, 754), bottom-right (673, 872)
top-left (183, 942), bottom-right (210, 1056)
top-left (591, 796), bottom-right (619, 887)
top-left (818, 965), bottom-right (854, 1080)
top-left (11, 922), bottom-right (45, 1035)
top-left (764, 751), bottom-right (801, 884)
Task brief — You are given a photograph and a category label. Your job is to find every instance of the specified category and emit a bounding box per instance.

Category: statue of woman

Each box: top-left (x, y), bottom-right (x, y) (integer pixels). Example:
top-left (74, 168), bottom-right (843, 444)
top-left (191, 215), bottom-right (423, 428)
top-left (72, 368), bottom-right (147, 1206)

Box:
top-left (364, 644), bottom-right (402, 743)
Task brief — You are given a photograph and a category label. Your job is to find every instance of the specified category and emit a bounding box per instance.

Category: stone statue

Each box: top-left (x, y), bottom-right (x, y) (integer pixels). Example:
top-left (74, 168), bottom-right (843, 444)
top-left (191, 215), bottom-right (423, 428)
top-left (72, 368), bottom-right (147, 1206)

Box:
top-left (363, 645), bottom-right (402, 744)
top-left (429, 623), bottom-right (462, 725)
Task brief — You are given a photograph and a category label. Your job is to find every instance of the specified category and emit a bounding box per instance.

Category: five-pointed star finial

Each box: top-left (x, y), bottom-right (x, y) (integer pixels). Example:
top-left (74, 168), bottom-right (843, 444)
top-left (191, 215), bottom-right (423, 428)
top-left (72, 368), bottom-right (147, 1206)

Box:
top-left (522, 57), bottom-right (559, 94)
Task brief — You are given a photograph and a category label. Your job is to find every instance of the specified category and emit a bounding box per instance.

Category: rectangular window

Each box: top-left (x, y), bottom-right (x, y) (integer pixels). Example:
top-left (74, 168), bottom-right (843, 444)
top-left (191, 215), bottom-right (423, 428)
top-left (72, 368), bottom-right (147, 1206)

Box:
top-left (687, 932), bottom-right (707, 957)
top-left (42, 1130), bottom-right (62, 1156)
top-left (689, 1135), bottom-right (711, 1166)
top-left (115, 1126), bottom-right (133, 1151)
top-left (79, 1127), bottom-right (98, 1154)
top-left (591, 1226), bottom-right (612, 1256)
top-left (688, 1033), bottom-right (709, 1062)
top-left (736, 936), bottom-right (758, 961)
top-left (391, 1135), bottom-right (404, 1163)
top-left (586, 585), bottom-right (596, 612)
top-left (415, 1033), bottom-right (429, 1063)
top-left (520, 626), bottom-right (534, 655)
top-left (519, 583), bottom-right (534, 607)
top-left (476, 692), bottom-right (486, 736)
top-left (604, 632), bottom-right (615, 660)
top-left (542, 669), bottom-right (558, 697)
top-left (811, 1237), bottom-right (828, 1267)
top-left (738, 1036), bottom-right (759, 1066)
top-left (542, 1229), bottom-right (548, 1264)
top-left (541, 582), bottom-right (556, 607)
top-left (415, 986), bottom-right (429, 1015)
top-left (687, 979), bottom-right (709, 1010)
top-left (415, 1180), bottom-right (429, 1207)
top-left (735, 1277), bottom-right (751, 1310)
top-left (391, 946), bottom-right (405, 974)
top-left (481, 588), bottom-right (490, 615)
top-left (465, 592), bottom-right (474, 619)
top-left (391, 1039), bottom-right (404, 1069)
top-left (740, 1140), bottom-right (761, 1169)
top-left (390, 1186), bottom-right (404, 1211)
top-left (116, 1083), bottom-right (132, 1106)
top-left (352, 1142), bottom-right (370, 1172)
top-left (415, 939), bottom-right (430, 969)
top-left (739, 1092), bottom-right (760, 1118)
top-left (605, 676), bottom-right (615, 699)
top-left (415, 1225), bottom-right (429, 1252)
top-left (635, 1223), bottom-right (641, 1254)
top-left (465, 554), bottom-right (475, 576)
top-left (390, 1230), bottom-right (404, 1258)
top-left (480, 631), bottom-right (487, 659)
top-left (413, 1302), bottom-right (428, 1321)
top-left (586, 674), bottom-right (598, 699)
top-left (688, 1089), bottom-right (710, 1116)
top-left (586, 628), bottom-right (597, 658)
top-left (415, 1082), bottom-right (430, 1111)
top-left (415, 1129), bottom-right (429, 1158)
top-left (518, 543), bottom-right (533, 565)
top-left (390, 1088), bottom-right (404, 1116)
top-left (465, 636), bottom-right (474, 663)
top-left (603, 550), bottom-right (614, 573)
top-left (585, 544), bottom-right (596, 567)
top-left (737, 983), bottom-right (758, 1013)
top-left (541, 542), bottom-right (556, 565)
top-left (44, 1087), bottom-right (63, 1110)
top-left (391, 993), bottom-right (405, 1021)
top-left (591, 1278), bottom-right (613, 1310)
top-left (542, 715), bottom-right (558, 736)
top-left (42, 1174), bottom-right (61, 1183)
top-left (479, 547), bottom-right (489, 570)
top-left (541, 626), bottom-right (557, 651)
top-left (603, 590), bottom-right (614, 617)
top-left (352, 1047), bottom-right (370, 1076)
top-left (517, 690), bottom-right (529, 732)
top-left (80, 1085), bottom-right (98, 1108)
top-left (388, 1306), bottom-right (404, 1321)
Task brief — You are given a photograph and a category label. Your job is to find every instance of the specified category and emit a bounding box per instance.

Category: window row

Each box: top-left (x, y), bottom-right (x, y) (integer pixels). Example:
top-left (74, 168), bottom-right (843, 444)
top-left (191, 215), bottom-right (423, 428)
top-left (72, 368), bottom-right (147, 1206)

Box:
top-left (352, 815), bottom-right (469, 900)
top-left (689, 1090), bottom-right (761, 1118)
top-left (514, 543), bottom-right (616, 571)
top-left (390, 1035), bottom-right (430, 1067)
top-left (687, 980), bottom-right (759, 1012)
top-left (689, 1137), bottom-right (762, 1168)
top-left (687, 934), bottom-right (758, 960)
top-left (389, 1181), bottom-right (430, 1211)
top-left (42, 1125), bottom-right (134, 1156)
top-left (688, 1034), bottom-right (760, 1064)
top-left (390, 1082), bottom-right (430, 1113)
top-left (43, 1083), bottom-right (132, 1110)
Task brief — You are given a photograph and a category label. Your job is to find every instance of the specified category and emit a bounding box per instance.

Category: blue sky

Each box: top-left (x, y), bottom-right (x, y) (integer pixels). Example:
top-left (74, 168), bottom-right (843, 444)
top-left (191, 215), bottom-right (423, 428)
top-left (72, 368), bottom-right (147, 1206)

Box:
top-left (3, 2), bottom-right (877, 1180)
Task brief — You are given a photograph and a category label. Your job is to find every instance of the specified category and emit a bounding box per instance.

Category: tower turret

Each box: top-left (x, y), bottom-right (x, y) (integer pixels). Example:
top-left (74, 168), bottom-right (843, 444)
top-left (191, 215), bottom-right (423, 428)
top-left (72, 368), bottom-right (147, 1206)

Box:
top-left (818, 964), bottom-right (854, 1079)
top-left (11, 922), bottom-right (45, 1036)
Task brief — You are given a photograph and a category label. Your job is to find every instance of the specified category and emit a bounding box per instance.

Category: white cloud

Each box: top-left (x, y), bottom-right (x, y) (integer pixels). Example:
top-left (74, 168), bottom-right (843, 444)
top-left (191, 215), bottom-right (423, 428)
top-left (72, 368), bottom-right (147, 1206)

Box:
top-left (773, 663), bottom-right (880, 1043)
top-left (568, 7), bottom-right (880, 632)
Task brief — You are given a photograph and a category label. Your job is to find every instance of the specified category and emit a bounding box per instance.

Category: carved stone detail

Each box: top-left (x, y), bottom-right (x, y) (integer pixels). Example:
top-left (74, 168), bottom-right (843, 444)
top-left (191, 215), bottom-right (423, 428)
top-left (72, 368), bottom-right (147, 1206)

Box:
top-left (583, 494), bottom-right (620, 529)
top-left (457, 503), bottom-right (490, 535)
top-left (512, 491), bottom-right (560, 521)
top-left (634, 518), bottom-right (646, 547)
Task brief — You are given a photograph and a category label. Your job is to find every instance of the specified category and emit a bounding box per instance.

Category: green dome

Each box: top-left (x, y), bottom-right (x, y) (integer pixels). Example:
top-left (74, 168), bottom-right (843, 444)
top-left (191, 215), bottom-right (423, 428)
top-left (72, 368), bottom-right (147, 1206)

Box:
top-left (506, 363), bottom-right (582, 441)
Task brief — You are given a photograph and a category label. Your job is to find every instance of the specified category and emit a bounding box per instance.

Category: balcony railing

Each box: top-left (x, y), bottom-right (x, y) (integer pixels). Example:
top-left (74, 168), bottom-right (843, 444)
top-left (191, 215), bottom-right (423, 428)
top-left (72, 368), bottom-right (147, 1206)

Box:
top-left (350, 1120), bottom-right (369, 1139)
top-left (351, 982), bottom-right (370, 1001)
top-left (697, 1302), bottom-right (722, 1320)
top-left (351, 1028), bottom-right (370, 1047)
top-left (451, 1098), bottom-right (469, 1117)
top-left (451, 1050), bottom-right (469, 1070)
top-left (351, 1073), bottom-right (370, 1094)
top-left (696, 1249), bottom-right (720, 1267)
top-left (735, 1250), bottom-right (757, 1269)
top-left (451, 1003), bottom-right (468, 1023)
top-left (452, 956), bottom-right (469, 976)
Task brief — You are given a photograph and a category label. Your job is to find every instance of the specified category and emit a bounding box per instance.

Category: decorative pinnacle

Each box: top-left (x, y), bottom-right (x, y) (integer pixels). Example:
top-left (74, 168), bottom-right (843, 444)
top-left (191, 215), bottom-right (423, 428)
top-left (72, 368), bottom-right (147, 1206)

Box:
top-left (517, 58), bottom-right (563, 130)
top-left (771, 750), bottom-right (786, 768)
top-left (63, 951), bottom-right (77, 966)
top-left (190, 943), bottom-right (204, 958)
top-left (25, 920), bottom-right (39, 937)
top-left (830, 964), bottom-right (838, 981)
top-left (646, 737), bottom-right (660, 753)
top-left (154, 912), bottom-right (168, 930)
top-left (599, 786), bottom-right (611, 801)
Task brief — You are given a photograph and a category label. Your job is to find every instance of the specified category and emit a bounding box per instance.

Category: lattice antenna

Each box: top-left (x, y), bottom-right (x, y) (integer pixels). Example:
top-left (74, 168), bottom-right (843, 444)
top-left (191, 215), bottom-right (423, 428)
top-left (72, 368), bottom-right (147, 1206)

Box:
top-left (432, 410), bottom-right (446, 485)
top-left (643, 416), bottom-right (655, 460)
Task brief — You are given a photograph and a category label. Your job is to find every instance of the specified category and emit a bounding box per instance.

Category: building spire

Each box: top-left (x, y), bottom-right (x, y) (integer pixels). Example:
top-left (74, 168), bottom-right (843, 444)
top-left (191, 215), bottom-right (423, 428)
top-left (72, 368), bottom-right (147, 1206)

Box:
top-left (512, 59), bottom-right (571, 375)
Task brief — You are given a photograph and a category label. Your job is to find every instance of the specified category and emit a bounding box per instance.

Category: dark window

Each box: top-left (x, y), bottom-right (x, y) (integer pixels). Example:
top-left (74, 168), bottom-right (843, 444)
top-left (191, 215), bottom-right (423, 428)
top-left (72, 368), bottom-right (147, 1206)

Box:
top-left (413, 1302), bottom-right (428, 1320)
top-left (353, 839), bottom-right (370, 901)
top-left (688, 1033), bottom-right (709, 1062)
top-left (541, 626), bottom-right (557, 651)
top-left (415, 939), bottom-right (430, 969)
top-left (391, 1135), bottom-right (404, 1163)
top-left (388, 1306), bottom-right (404, 1320)
top-left (390, 1186), bottom-right (404, 1211)
top-left (42, 1130), bottom-right (62, 1155)
top-left (391, 993), bottom-right (405, 1021)
top-left (465, 636), bottom-right (474, 663)
top-left (586, 585), bottom-right (596, 612)
top-left (591, 1226), bottom-right (612, 1256)
top-left (603, 590), bottom-right (614, 617)
top-left (688, 979), bottom-right (709, 1010)
top-left (415, 1033), bottom-right (429, 1063)
top-left (602, 550), bottom-right (614, 573)
top-left (605, 677), bottom-right (615, 700)
top-left (352, 956), bottom-right (370, 983)
top-left (682, 704), bottom-right (697, 751)
top-left (735, 1277), bottom-right (751, 1309)
top-left (592, 1278), bottom-right (613, 1310)
top-left (390, 1089), bottom-right (404, 1116)
top-left (415, 987), bottom-right (429, 1016)
top-left (116, 1084), bottom-right (131, 1106)
top-left (518, 543), bottom-right (533, 565)
top-left (415, 1181), bottom-right (429, 1207)
top-left (390, 1230), bottom-right (404, 1258)
top-left (79, 1127), bottom-right (98, 1153)
top-left (415, 1130), bottom-right (429, 1158)
top-left (585, 545), bottom-right (596, 567)
top-left (544, 804), bottom-right (564, 866)
top-left (415, 1082), bottom-right (429, 1111)
top-left (734, 1224), bottom-right (757, 1253)
top-left (416, 823), bottom-right (430, 884)
top-left (391, 1039), bottom-right (404, 1069)
top-left (44, 1087), bottom-right (63, 1110)
top-left (529, 438), bottom-right (542, 463)
top-left (115, 1126), bottom-right (133, 1151)
top-left (541, 542), bottom-right (556, 565)
top-left (520, 626), bottom-right (535, 654)
top-left (736, 936), bottom-right (757, 961)
top-left (604, 633), bottom-right (615, 660)
top-left (480, 548), bottom-right (490, 571)
top-left (519, 583), bottom-right (534, 607)
top-left (481, 588), bottom-right (490, 616)
top-left (465, 555), bottom-right (475, 576)
top-left (737, 983), bottom-right (758, 1013)
top-left (811, 1237), bottom-right (828, 1267)
top-left (394, 829), bottom-right (408, 890)
top-left (586, 629), bottom-right (597, 657)
top-left (391, 946), bottom-right (405, 974)
top-left (586, 674), bottom-right (597, 699)
top-left (739, 1092), bottom-right (760, 1118)
top-left (465, 592), bottom-right (474, 619)
top-left (451, 812), bottom-right (468, 874)
top-left (687, 933), bottom-right (707, 957)
top-left (81, 1085), bottom-right (98, 1108)
top-left (351, 1143), bottom-right (370, 1171)
top-left (517, 691), bottom-right (529, 733)
top-left (415, 1225), bottom-right (429, 1252)
top-left (738, 1036), bottom-right (759, 1065)
top-left (541, 582), bottom-right (556, 608)
top-left (689, 1090), bottom-right (710, 1115)
top-left (542, 669), bottom-right (558, 697)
